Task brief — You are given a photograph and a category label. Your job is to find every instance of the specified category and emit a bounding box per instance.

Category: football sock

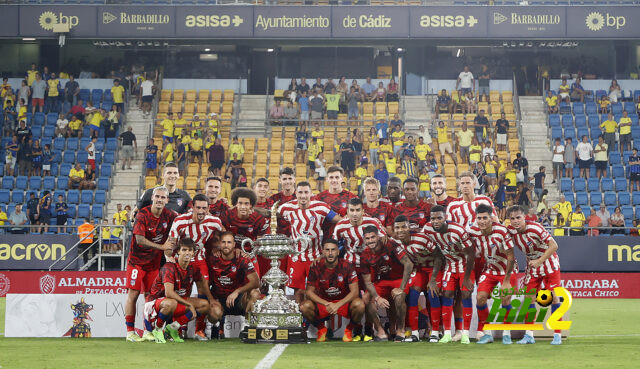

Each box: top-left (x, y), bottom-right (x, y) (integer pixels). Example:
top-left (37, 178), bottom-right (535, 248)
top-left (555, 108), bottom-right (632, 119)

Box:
top-left (455, 318), bottom-right (463, 331)
top-left (551, 303), bottom-right (562, 334)
top-left (462, 298), bottom-right (473, 331)
top-left (157, 312), bottom-right (171, 329)
top-left (364, 323), bottom-right (374, 337)
top-left (143, 319), bottom-right (153, 332)
top-left (427, 291), bottom-right (441, 332)
top-left (346, 320), bottom-right (361, 331)
top-left (125, 315), bottom-right (135, 332)
top-left (313, 320), bottom-right (326, 329)
top-left (196, 315), bottom-right (206, 333)
top-left (441, 297), bottom-right (453, 332)
top-left (407, 289), bottom-right (420, 332)
top-left (476, 303), bottom-right (488, 333)
top-left (175, 310), bottom-right (194, 326)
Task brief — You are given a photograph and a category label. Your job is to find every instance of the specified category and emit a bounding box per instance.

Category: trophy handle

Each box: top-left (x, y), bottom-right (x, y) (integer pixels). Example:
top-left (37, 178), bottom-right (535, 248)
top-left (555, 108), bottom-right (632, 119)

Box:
top-left (292, 235), bottom-right (311, 256)
top-left (241, 238), bottom-right (256, 259)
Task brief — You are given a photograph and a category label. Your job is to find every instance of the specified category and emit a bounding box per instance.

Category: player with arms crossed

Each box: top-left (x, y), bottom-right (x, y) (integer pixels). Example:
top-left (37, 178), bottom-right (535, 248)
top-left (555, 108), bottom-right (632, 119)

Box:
top-left (507, 205), bottom-right (563, 345)
top-left (301, 239), bottom-right (365, 342)
top-left (125, 186), bottom-right (177, 342)
top-left (362, 177), bottom-right (394, 235)
top-left (144, 238), bottom-right (216, 343)
top-left (393, 178), bottom-right (432, 231)
top-left (314, 165), bottom-right (357, 241)
top-left (360, 226), bottom-right (414, 341)
top-left (423, 205), bottom-right (475, 344)
top-left (467, 204), bottom-right (518, 344)
top-left (168, 193), bottom-right (224, 340)
top-left (205, 176), bottom-right (229, 218)
top-left (207, 232), bottom-right (261, 333)
top-left (278, 181), bottom-right (342, 303)
top-left (394, 215), bottom-right (444, 343)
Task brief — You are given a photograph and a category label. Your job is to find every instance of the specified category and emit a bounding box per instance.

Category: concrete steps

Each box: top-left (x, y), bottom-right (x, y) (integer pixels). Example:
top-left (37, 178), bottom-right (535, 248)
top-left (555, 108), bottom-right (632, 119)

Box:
top-left (237, 95), bottom-right (268, 137)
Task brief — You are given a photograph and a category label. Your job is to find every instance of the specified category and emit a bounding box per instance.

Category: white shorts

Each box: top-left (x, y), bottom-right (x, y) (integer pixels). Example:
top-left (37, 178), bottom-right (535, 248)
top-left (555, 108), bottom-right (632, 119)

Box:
top-left (422, 133), bottom-right (433, 144)
top-left (42, 164), bottom-right (51, 171)
top-left (559, 93), bottom-right (569, 99)
top-left (438, 142), bottom-right (453, 154)
top-left (497, 133), bottom-right (507, 146)
top-left (300, 111), bottom-right (309, 121)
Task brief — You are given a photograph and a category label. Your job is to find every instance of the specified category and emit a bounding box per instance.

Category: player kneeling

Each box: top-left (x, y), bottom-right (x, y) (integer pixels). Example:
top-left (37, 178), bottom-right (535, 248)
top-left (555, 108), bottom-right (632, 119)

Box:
top-left (207, 232), bottom-right (261, 334)
top-left (300, 240), bottom-right (365, 342)
top-left (143, 238), bottom-right (217, 343)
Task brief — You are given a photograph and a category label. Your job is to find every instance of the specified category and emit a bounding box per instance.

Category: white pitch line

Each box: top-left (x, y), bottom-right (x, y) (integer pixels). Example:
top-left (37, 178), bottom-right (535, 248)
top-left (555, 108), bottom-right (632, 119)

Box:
top-left (255, 344), bottom-right (289, 369)
top-left (571, 333), bottom-right (640, 338)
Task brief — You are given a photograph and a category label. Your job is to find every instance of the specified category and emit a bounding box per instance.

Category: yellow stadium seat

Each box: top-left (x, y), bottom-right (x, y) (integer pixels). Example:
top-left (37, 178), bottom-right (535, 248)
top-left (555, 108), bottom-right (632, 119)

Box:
top-left (255, 165), bottom-right (267, 177)
top-left (478, 102), bottom-right (489, 113)
top-left (375, 113), bottom-right (386, 122)
top-left (502, 91), bottom-right (513, 102)
top-left (452, 113), bottom-right (465, 124)
top-left (160, 90), bottom-right (171, 101)
top-left (506, 113), bottom-right (516, 121)
top-left (185, 90), bottom-right (197, 101)
top-left (196, 101), bottom-right (208, 115)
top-left (375, 102), bottom-right (387, 116)
top-left (173, 90), bottom-right (184, 102)
top-left (284, 140), bottom-right (295, 152)
top-left (503, 103), bottom-right (515, 114)
top-left (220, 113), bottom-right (232, 125)
top-left (223, 89), bottom-right (235, 101)
top-left (222, 102), bottom-right (233, 114)
top-left (489, 90), bottom-right (501, 102)
top-left (187, 163), bottom-right (200, 177)
top-left (451, 90), bottom-right (459, 100)
top-left (388, 102), bottom-right (399, 115)
top-left (186, 177), bottom-right (198, 190)
top-left (176, 177), bottom-right (185, 189)
top-left (184, 101), bottom-right (195, 115)
top-left (145, 176), bottom-right (158, 189)
top-left (257, 138), bottom-right (269, 151)
top-left (200, 176), bottom-right (207, 189)
top-left (363, 102), bottom-right (374, 115)
top-left (198, 90), bottom-right (209, 101)
top-left (274, 90), bottom-right (284, 99)
top-left (158, 101), bottom-right (169, 114)
top-left (171, 101), bottom-right (182, 113)
top-left (490, 104), bottom-right (502, 115)
top-left (283, 152), bottom-right (294, 164)
top-left (466, 113), bottom-right (477, 122)
top-left (211, 90), bottom-right (222, 101)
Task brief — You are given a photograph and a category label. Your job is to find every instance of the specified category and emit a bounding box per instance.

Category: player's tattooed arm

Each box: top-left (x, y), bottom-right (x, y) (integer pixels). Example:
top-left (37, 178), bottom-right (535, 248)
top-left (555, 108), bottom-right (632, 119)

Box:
top-left (531, 237), bottom-right (559, 269)
top-left (305, 284), bottom-right (330, 307)
top-left (362, 273), bottom-right (389, 309)
top-left (254, 207), bottom-right (270, 217)
top-left (164, 282), bottom-right (196, 318)
top-left (396, 254), bottom-right (414, 293)
top-left (462, 246), bottom-right (475, 291)
top-left (135, 235), bottom-right (173, 251)
top-left (502, 248), bottom-right (515, 291)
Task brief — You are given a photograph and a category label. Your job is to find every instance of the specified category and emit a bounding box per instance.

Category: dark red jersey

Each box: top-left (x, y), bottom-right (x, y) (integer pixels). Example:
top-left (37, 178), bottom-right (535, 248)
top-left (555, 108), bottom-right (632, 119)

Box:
top-left (207, 254), bottom-right (256, 298)
top-left (128, 206), bottom-right (177, 271)
top-left (209, 198), bottom-right (229, 218)
top-left (148, 262), bottom-right (201, 301)
top-left (359, 239), bottom-right (407, 282)
top-left (269, 191), bottom-right (296, 235)
top-left (392, 200), bottom-right (432, 231)
top-left (221, 208), bottom-right (269, 249)
top-left (307, 258), bottom-right (358, 301)
top-left (363, 202), bottom-right (394, 228)
top-left (380, 196), bottom-right (403, 207)
top-left (255, 198), bottom-right (275, 211)
top-left (436, 196), bottom-right (456, 209)
top-left (314, 189), bottom-right (357, 239)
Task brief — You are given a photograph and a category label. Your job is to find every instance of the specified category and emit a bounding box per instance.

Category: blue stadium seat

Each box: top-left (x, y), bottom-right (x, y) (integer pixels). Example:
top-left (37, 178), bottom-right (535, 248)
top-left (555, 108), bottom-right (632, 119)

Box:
top-left (103, 152), bottom-right (115, 164)
top-left (101, 102), bottom-right (112, 112)
top-left (561, 115), bottom-right (573, 128)
top-left (623, 151), bottom-right (633, 165)
top-left (602, 178), bottom-right (614, 191)
top-left (575, 115), bottom-right (586, 128)
top-left (573, 178), bottom-right (586, 192)
top-left (63, 151), bottom-right (76, 164)
top-left (95, 140), bottom-right (105, 151)
top-left (78, 204), bottom-right (91, 219)
top-left (94, 190), bottom-right (106, 204)
top-left (3, 176), bottom-right (16, 190)
top-left (559, 102), bottom-right (571, 115)
top-left (29, 176), bottom-right (42, 190)
top-left (577, 128), bottom-right (589, 141)
top-left (595, 90), bottom-right (607, 101)
top-left (94, 153), bottom-right (102, 165)
top-left (588, 114), bottom-right (600, 129)
top-left (67, 205), bottom-right (77, 219)
top-left (91, 89), bottom-right (103, 104)
top-left (81, 190), bottom-right (93, 204)
top-left (619, 192), bottom-right (631, 206)
top-left (583, 207), bottom-right (591, 218)
top-left (106, 138), bottom-right (117, 151)
top-left (15, 176), bottom-right (28, 190)
top-left (57, 177), bottom-right (68, 190)
top-left (622, 205), bottom-right (634, 220)
top-left (563, 192), bottom-right (575, 206)
top-left (634, 90), bottom-right (640, 102)
top-left (77, 151), bottom-right (88, 164)
top-left (633, 191), bottom-right (640, 206)
top-left (576, 192), bottom-right (588, 206)
top-left (82, 126), bottom-right (92, 138)
top-left (79, 89), bottom-right (90, 102)
top-left (50, 163), bottom-right (59, 176)
top-left (615, 178), bottom-right (628, 192)
top-left (34, 112), bottom-right (45, 125)
top-left (590, 127), bottom-right (600, 141)
top-left (53, 137), bottom-right (65, 151)
top-left (53, 190), bottom-right (65, 201)
top-left (92, 205), bottom-right (103, 219)
top-left (548, 114), bottom-right (560, 127)
top-left (612, 165), bottom-right (625, 179)
top-left (612, 103), bottom-right (623, 115)
top-left (560, 178), bottom-right (572, 192)
top-left (563, 128), bottom-right (576, 141)
top-left (44, 125), bottom-right (55, 138)
top-left (573, 102), bottom-right (584, 115)
top-left (101, 164), bottom-right (112, 177)
top-left (624, 102), bottom-right (635, 112)
top-left (551, 127), bottom-right (562, 141)
top-left (604, 191), bottom-right (617, 206)
top-left (103, 89), bottom-right (113, 102)
top-left (67, 138), bottom-right (79, 151)
top-left (46, 113), bottom-right (57, 126)
top-left (0, 189), bottom-right (9, 203)
top-left (585, 102), bottom-right (598, 115)
top-left (609, 152), bottom-right (621, 165)
top-left (97, 177), bottom-right (110, 191)
top-left (43, 176), bottom-right (55, 191)
top-left (32, 126), bottom-right (42, 140)
top-left (67, 190), bottom-right (80, 204)
top-left (12, 190), bottom-right (25, 204)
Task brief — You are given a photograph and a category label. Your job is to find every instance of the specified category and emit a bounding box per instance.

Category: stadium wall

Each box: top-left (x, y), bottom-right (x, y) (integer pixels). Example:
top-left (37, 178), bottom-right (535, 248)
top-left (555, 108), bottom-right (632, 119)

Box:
top-left (549, 79), bottom-right (640, 91)
top-left (162, 78), bottom-right (247, 93)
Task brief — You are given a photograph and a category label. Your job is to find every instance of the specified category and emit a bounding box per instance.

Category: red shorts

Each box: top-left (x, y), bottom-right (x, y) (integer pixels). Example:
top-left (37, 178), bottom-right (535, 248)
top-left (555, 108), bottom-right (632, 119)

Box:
top-left (317, 301), bottom-right (351, 320)
top-left (192, 259), bottom-right (209, 281)
top-left (408, 267), bottom-right (443, 291)
top-left (287, 258), bottom-right (312, 290)
top-left (32, 98), bottom-right (44, 107)
top-left (126, 264), bottom-right (158, 293)
top-left (442, 270), bottom-right (476, 292)
top-left (524, 269), bottom-right (561, 294)
top-left (88, 159), bottom-right (95, 171)
top-left (474, 256), bottom-right (486, 282)
top-left (477, 273), bottom-right (519, 294)
top-left (257, 256), bottom-right (287, 277)
top-left (374, 279), bottom-right (409, 300)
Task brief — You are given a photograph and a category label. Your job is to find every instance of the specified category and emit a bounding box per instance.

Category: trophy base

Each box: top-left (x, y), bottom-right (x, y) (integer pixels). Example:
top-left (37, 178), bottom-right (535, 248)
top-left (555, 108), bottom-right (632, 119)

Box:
top-left (240, 326), bottom-right (308, 344)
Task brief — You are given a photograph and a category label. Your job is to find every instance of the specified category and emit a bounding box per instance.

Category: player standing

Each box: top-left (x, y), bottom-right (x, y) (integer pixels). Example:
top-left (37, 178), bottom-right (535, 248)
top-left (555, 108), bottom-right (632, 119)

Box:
top-left (168, 194), bottom-right (224, 341)
top-left (314, 166), bottom-right (357, 241)
top-left (138, 163), bottom-right (192, 214)
top-left (467, 204), bottom-right (518, 344)
top-left (360, 226), bottom-right (414, 341)
top-left (362, 177), bottom-right (394, 235)
top-left (392, 178), bottom-right (432, 231)
top-left (124, 186), bottom-right (177, 342)
top-left (380, 176), bottom-right (403, 206)
top-left (422, 205), bottom-right (475, 344)
top-left (393, 215), bottom-right (444, 343)
top-left (301, 240), bottom-right (365, 342)
top-left (208, 232), bottom-right (261, 330)
top-left (430, 174), bottom-right (456, 208)
top-left (143, 238), bottom-right (216, 343)
top-left (253, 177), bottom-right (274, 216)
top-left (278, 181), bottom-right (342, 303)
top-left (269, 167), bottom-right (297, 236)
top-left (205, 176), bottom-right (229, 218)
top-left (507, 205), bottom-right (563, 345)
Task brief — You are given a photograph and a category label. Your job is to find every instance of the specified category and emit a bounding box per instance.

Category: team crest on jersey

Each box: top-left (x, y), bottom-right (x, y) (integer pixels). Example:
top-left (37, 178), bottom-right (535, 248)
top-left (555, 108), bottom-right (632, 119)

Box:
top-left (162, 222), bottom-right (167, 228)
top-left (379, 214), bottom-right (385, 221)
top-left (419, 212), bottom-right (425, 219)
top-left (248, 227), bottom-right (253, 233)
top-left (231, 266), bottom-right (237, 272)
top-left (337, 275), bottom-right (343, 282)
top-left (383, 255), bottom-right (389, 261)
top-left (341, 201), bottom-right (347, 208)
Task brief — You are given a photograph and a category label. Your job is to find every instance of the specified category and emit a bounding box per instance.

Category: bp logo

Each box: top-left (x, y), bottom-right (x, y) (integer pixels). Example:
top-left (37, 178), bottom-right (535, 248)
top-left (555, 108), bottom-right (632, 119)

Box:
top-left (585, 12), bottom-right (605, 31)
top-left (38, 11), bottom-right (79, 31)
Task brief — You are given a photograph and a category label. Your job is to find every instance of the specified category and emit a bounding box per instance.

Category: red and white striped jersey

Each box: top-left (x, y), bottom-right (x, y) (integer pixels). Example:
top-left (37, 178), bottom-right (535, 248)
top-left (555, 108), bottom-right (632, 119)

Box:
top-left (278, 200), bottom-right (332, 262)
top-left (508, 221), bottom-right (560, 278)
top-left (332, 216), bottom-right (387, 268)
top-left (422, 221), bottom-right (473, 273)
top-left (466, 223), bottom-right (518, 276)
top-left (401, 232), bottom-right (439, 269)
top-left (169, 212), bottom-right (223, 261)
top-left (446, 196), bottom-right (495, 228)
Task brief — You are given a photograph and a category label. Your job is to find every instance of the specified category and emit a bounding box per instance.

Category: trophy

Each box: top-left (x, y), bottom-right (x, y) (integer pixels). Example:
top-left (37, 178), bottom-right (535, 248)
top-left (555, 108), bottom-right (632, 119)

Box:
top-left (239, 202), bottom-right (310, 344)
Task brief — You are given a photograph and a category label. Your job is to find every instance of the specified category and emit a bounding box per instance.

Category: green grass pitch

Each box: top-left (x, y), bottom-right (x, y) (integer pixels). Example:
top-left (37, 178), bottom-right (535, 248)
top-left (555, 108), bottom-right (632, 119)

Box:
top-left (1, 298), bottom-right (639, 369)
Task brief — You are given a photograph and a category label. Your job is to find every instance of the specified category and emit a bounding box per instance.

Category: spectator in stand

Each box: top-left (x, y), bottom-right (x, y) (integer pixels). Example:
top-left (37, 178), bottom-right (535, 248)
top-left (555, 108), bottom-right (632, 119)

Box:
top-left (545, 90), bottom-right (558, 114)
top-left (618, 110), bottom-right (632, 152)
top-left (482, 140), bottom-right (495, 163)
top-left (347, 86), bottom-right (361, 121)
top-left (68, 99), bottom-right (86, 121)
top-left (610, 206), bottom-right (625, 235)
top-left (391, 124), bottom-right (405, 157)
top-left (284, 101), bottom-right (298, 126)
top-left (387, 78), bottom-right (399, 102)
top-left (297, 77), bottom-right (310, 96)
top-left (537, 189), bottom-right (549, 214)
top-left (552, 194), bottom-right (572, 222)
top-left (85, 136), bottom-right (97, 171)
top-left (494, 179), bottom-right (507, 220)
top-left (45, 72), bottom-right (60, 113)
top-left (469, 136), bottom-right (482, 166)
top-left (594, 135), bottom-right (608, 179)
top-left (298, 90), bottom-right (310, 125)
top-left (176, 137), bottom-right (187, 176)
top-left (478, 65), bottom-right (490, 101)
top-left (538, 209), bottom-right (551, 227)
top-left (30, 139), bottom-right (43, 177)
top-left (87, 108), bottom-right (103, 138)
top-left (401, 153), bottom-right (416, 179)
top-left (228, 136), bottom-right (244, 163)
top-left (374, 162), bottom-right (389, 196)
top-left (361, 76), bottom-right (376, 101)
top-left (339, 137), bottom-right (356, 182)
top-left (139, 74), bottom-right (154, 118)
top-left (629, 148), bottom-right (640, 192)
top-left (599, 95), bottom-right (611, 114)
top-left (8, 204), bottom-right (28, 234)
top-left (456, 65), bottom-right (475, 96)
top-left (18, 80), bottom-right (30, 114)
top-left (415, 136), bottom-right (431, 170)
top-left (5, 135), bottom-right (18, 176)
top-left (587, 207), bottom-right (602, 236)
top-left (111, 79), bottom-right (126, 113)
top-left (37, 191), bottom-right (52, 233)
top-left (474, 109), bottom-right (490, 144)
top-left (533, 166), bottom-right (546, 201)
top-left (326, 87), bottom-right (341, 122)
top-left (495, 112), bottom-right (509, 152)
top-left (455, 122), bottom-right (474, 164)
top-left (55, 194), bottom-right (68, 233)
top-left (314, 151), bottom-right (327, 192)
top-left (323, 78), bottom-right (336, 94)
top-left (568, 205), bottom-right (586, 236)
top-left (119, 126), bottom-right (137, 171)
top-left (595, 204), bottom-right (611, 235)
top-left (390, 113), bottom-right (404, 129)
top-left (609, 79), bottom-right (622, 103)
top-left (525, 208), bottom-right (538, 222)
top-left (207, 137), bottom-right (225, 175)
top-left (562, 137), bottom-right (574, 179)
top-left (26, 63), bottom-right (38, 86)
top-left (68, 162), bottom-right (85, 189)
top-left (355, 159), bottom-right (368, 194)
top-left (352, 128), bottom-right (363, 163)
top-left (418, 124), bottom-right (434, 153)
top-left (145, 138), bottom-right (158, 177)
top-left (376, 118), bottom-right (389, 143)
top-left (161, 112), bottom-right (174, 144)
top-left (371, 82), bottom-right (386, 102)
top-left (307, 137), bottom-right (321, 178)
top-left (26, 192), bottom-right (39, 227)
top-left (570, 77), bottom-right (587, 102)
top-left (312, 77), bottom-right (324, 91)
top-left (379, 138), bottom-right (393, 161)
top-left (558, 78), bottom-right (570, 103)
top-left (513, 152), bottom-right (529, 181)
top-left (16, 119), bottom-right (32, 144)
top-left (504, 162), bottom-right (518, 200)
top-left (576, 135), bottom-right (593, 179)
top-left (309, 90), bottom-right (324, 121)
top-left (17, 137), bottom-right (32, 177)
top-left (295, 123), bottom-right (309, 164)
top-left (287, 78), bottom-right (298, 103)
top-left (55, 113), bottom-right (69, 138)
top-left (190, 133), bottom-right (204, 164)
top-left (31, 73), bottom-right (46, 115)
top-left (162, 140), bottom-right (175, 165)
top-left (368, 127), bottom-right (379, 166)
top-left (436, 120), bottom-right (457, 169)
top-left (463, 91), bottom-right (477, 114)
top-left (436, 89), bottom-right (451, 114)
top-left (42, 144), bottom-right (52, 176)
top-left (553, 213), bottom-right (566, 236)
top-left (450, 90), bottom-right (463, 114)
top-left (632, 219), bottom-right (640, 237)
top-left (311, 122), bottom-right (324, 152)
top-left (269, 100), bottom-right (285, 124)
